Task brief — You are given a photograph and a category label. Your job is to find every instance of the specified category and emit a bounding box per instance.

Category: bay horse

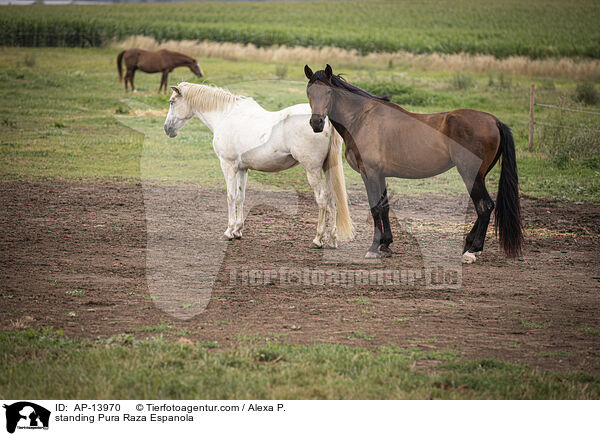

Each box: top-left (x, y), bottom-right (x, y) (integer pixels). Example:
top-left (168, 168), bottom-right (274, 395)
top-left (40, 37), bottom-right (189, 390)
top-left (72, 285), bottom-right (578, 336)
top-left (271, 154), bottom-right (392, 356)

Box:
top-left (117, 49), bottom-right (204, 93)
top-left (163, 82), bottom-right (354, 247)
top-left (304, 65), bottom-right (522, 263)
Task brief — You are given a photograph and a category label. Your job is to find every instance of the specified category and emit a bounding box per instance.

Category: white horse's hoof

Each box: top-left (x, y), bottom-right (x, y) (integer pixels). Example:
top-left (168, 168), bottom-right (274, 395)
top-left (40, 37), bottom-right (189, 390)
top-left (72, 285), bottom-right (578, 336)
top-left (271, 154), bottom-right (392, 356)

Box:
top-left (365, 250), bottom-right (380, 259)
top-left (233, 231), bottom-right (242, 239)
top-left (326, 241), bottom-right (338, 249)
top-left (224, 229), bottom-right (234, 240)
top-left (311, 240), bottom-right (323, 249)
top-left (462, 251), bottom-right (477, 264)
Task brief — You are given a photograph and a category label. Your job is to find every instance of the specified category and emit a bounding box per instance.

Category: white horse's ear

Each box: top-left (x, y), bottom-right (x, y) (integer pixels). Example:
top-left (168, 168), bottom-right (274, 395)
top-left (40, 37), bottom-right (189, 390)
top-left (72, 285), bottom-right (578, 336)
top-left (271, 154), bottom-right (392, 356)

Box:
top-left (170, 86), bottom-right (181, 96)
top-left (304, 65), bottom-right (313, 80)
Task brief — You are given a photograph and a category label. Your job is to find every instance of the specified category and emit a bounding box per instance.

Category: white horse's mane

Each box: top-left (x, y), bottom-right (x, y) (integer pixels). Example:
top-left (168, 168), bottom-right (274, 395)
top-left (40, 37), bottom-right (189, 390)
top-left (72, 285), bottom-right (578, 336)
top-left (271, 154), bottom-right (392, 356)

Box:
top-left (179, 82), bottom-right (244, 113)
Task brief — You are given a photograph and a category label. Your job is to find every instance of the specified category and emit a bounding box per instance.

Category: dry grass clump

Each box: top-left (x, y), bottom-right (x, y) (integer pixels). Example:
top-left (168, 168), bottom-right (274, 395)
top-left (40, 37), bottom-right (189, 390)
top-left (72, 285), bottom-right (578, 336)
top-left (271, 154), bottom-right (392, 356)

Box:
top-left (114, 35), bottom-right (600, 81)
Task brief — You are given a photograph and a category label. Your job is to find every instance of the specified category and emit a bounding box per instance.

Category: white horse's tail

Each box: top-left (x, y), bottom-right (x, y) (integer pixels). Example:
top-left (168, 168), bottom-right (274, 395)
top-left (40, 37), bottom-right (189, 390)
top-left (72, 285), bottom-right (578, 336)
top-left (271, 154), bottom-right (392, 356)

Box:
top-left (324, 125), bottom-right (354, 241)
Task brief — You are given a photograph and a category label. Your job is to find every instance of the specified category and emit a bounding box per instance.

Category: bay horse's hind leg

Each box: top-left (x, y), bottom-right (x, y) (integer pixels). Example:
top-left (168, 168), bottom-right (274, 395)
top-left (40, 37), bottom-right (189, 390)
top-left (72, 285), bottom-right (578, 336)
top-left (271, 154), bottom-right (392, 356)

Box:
top-left (129, 69), bottom-right (137, 93)
top-left (463, 219), bottom-right (481, 256)
top-left (462, 174), bottom-right (494, 263)
top-left (124, 68), bottom-right (132, 92)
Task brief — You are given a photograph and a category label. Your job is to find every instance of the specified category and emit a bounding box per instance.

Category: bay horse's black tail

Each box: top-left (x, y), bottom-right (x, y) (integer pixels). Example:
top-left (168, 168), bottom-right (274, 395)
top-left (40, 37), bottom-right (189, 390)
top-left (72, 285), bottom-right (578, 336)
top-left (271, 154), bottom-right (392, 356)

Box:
top-left (495, 121), bottom-right (523, 257)
top-left (117, 50), bottom-right (126, 83)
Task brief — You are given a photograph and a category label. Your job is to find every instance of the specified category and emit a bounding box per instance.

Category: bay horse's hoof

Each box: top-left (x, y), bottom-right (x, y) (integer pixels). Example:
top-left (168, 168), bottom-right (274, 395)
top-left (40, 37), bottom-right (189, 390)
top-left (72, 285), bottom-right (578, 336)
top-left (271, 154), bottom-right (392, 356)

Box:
top-left (379, 245), bottom-right (392, 257)
top-left (365, 250), bottom-right (381, 259)
top-left (462, 251), bottom-right (477, 264)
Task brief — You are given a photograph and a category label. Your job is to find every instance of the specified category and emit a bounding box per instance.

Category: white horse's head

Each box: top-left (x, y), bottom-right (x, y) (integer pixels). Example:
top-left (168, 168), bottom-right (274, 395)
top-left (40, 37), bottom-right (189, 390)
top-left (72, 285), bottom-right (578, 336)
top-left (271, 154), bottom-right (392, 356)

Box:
top-left (164, 85), bottom-right (194, 138)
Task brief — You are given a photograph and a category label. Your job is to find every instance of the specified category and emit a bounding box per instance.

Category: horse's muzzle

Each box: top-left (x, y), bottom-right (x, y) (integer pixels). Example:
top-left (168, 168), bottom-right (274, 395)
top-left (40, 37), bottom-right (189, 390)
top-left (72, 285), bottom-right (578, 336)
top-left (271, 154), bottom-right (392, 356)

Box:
top-left (164, 124), bottom-right (177, 138)
top-left (310, 115), bottom-right (325, 133)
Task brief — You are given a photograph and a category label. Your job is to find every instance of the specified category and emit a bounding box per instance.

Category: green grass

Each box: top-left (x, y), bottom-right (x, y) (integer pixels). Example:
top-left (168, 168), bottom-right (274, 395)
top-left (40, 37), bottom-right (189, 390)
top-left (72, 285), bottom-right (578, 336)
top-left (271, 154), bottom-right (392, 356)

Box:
top-left (393, 317), bottom-right (413, 323)
top-left (129, 324), bottom-right (192, 337)
top-left (198, 340), bottom-right (219, 349)
top-left (133, 323), bottom-right (173, 333)
top-left (347, 329), bottom-right (376, 341)
top-left (1, 47), bottom-right (597, 202)
top-left (578, 325), bottom-right (600, 335)
top-left (350, 294), bottom-right (372, 306)
top-left (521, 320), bottom-right (552, 329)
top-left (0, 329), bottom-right (598, 399)
top-left (536, 351), bottom-right (574, 358)
top-left (1, 0), bottom-right (599, 59)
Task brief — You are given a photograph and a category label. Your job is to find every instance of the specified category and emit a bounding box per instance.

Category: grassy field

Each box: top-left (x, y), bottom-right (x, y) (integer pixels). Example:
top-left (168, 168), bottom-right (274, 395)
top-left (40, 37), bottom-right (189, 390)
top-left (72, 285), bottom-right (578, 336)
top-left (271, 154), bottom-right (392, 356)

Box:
top-left (1, 328), bottom-right (598, 399)
top-left (1, 0), bottom-right (600, 59)
top-left (1, 39), bottom-right (599, 399)
top-left (1, 46), bottom-right (598, 201)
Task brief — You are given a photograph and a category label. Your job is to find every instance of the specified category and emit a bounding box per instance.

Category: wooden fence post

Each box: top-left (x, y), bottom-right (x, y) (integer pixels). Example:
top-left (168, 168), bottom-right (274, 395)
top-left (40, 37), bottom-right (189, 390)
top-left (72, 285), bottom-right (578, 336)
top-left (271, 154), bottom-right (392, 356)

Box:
top-left (529, 84), bottom-right (535, 151)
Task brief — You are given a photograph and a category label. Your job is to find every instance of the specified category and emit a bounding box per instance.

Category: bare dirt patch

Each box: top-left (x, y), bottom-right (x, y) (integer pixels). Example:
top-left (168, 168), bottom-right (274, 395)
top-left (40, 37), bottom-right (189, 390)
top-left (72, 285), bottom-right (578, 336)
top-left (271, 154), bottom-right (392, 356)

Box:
top-left (1, 181), bottom-right (599, 372)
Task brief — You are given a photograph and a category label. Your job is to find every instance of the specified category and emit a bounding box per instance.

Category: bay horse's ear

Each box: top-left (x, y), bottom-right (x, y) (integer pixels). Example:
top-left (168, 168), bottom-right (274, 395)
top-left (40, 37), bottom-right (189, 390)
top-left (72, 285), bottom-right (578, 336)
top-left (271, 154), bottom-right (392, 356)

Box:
top-left (325, 64), bottom-right (333, 79)
top-left (304, 65), bottom-right (313, 80)
top-left (170, 86), bottom-right (181, 96)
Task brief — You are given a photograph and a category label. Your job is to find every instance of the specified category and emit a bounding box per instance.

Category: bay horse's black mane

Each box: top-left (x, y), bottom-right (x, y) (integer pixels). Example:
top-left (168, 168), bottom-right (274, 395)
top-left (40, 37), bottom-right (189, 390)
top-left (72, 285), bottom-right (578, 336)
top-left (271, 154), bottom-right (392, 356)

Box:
top-left (309, 70), bottom-right (390, 102)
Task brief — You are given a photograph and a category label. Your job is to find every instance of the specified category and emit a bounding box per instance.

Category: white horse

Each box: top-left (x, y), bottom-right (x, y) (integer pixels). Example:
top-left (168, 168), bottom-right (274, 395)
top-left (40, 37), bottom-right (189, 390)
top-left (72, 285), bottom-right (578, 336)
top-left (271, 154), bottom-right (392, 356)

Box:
top-left (163, 82), bottom-right (354, 247)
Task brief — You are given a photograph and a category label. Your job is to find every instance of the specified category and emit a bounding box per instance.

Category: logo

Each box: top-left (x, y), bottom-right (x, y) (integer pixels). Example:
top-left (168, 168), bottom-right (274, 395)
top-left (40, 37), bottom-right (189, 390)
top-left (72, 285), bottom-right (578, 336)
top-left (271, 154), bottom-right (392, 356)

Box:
top-left (3, 402), bottom-right (50, 434)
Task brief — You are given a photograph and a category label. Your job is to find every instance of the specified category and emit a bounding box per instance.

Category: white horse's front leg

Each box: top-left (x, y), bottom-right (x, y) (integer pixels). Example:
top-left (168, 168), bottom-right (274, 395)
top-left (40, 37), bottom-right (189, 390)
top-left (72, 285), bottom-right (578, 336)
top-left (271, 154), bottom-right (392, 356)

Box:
top-left (220, 159), bottom-right (237, 240)
top-left (233, 168), bottom-right (248, 239)
top-left (305, 168), bottom-right (327, 248)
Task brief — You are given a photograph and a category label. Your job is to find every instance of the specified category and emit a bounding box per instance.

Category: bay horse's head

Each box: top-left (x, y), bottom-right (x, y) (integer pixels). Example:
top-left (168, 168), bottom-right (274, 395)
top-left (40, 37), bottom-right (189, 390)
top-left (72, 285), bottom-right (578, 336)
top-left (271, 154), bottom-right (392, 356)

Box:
top-left (305, 64), bottom-right (390, 133)
top-left (304, 64), bottom-right (334, 133)
top-left (164, 84), bottom-right (194, 138)
top-left (189, 60), bottom-right (204, 78)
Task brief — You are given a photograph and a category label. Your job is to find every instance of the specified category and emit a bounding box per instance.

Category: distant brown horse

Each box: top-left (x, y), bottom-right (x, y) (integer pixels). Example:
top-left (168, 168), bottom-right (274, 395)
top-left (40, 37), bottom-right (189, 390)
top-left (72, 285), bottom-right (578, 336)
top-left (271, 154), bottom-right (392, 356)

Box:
top-left (305, 64), bottom-right (523, 263)
top-left (117, 49), bottom-right (204, 93)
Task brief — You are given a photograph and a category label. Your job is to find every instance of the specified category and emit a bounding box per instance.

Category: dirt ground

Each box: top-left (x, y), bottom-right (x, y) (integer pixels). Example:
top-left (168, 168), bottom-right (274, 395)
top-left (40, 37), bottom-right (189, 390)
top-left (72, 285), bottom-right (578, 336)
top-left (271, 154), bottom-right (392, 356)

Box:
top-left (1, 181), bottom-right (599, 372)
